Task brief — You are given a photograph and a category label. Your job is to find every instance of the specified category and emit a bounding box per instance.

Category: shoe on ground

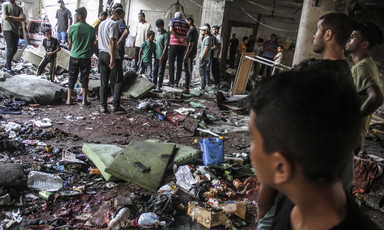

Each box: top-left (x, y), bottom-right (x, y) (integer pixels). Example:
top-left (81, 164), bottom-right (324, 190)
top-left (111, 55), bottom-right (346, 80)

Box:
top-left (99, 106), bottom-right (108, 113)
top-left (111, 105), bottom-right (125, 112)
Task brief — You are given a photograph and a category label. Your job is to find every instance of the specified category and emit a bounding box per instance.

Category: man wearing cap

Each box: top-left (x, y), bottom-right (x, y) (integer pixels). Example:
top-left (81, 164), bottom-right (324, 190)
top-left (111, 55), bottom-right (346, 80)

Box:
top-left (199, 25), bottom-right (212, 90)
top-left (56, 0), bottom-right (72, 43)
top-left (168, 11), bottom-right (188, 87)
top-left (346, 22), bottom-right (384, 151)
top-left (66, 7), bottom-right (95, 106)
top-left (1, 0), bottom-right (25, 75)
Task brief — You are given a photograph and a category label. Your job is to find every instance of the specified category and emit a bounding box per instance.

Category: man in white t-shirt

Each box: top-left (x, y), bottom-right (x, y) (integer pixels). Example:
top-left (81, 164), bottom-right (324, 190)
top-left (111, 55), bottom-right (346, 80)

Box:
top-left (132, 12), bottom-right (151, 72)
top-left (98, 8), bottom-right (126, 113)
top-left (211, 25), bottom-right (221, 87)
top-left (272, 45), bottom-right (283, 75)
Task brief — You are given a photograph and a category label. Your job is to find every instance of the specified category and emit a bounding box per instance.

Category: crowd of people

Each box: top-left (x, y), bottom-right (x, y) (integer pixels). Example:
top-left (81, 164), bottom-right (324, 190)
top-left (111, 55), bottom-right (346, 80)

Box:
top-left (2, 2), bottom-right (384, 228)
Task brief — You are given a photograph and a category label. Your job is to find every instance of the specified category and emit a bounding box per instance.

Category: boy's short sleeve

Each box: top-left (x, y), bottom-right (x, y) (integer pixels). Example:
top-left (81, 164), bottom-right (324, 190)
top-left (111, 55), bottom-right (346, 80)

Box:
top-left (140, 41), bottom-right (147, 49)
top-left (109, 22), bottom-right (119, 39)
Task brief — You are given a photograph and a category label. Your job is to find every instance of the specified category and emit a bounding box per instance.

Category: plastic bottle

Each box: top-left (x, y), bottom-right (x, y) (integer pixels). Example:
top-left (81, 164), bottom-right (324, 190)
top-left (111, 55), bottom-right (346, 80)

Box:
top-left (27, 171), bottom-right (64, 192)
top-left (108, 207), bottom-right (131, 230)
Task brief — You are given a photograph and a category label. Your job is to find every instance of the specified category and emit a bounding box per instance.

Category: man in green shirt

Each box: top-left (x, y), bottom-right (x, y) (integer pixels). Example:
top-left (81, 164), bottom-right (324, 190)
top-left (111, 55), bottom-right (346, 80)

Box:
top-left (199, 25), bottom-right (212, 90)
top-left (346, 22), bottom-right (383, 151)
top-left (2, 0), bottom-right (25, 74)
top-left (137, 30), bottom-right (156, 82)
top-left (66, 7), bottom-right (95, 106)
top-left (153, 19), bottom-right (169, 91)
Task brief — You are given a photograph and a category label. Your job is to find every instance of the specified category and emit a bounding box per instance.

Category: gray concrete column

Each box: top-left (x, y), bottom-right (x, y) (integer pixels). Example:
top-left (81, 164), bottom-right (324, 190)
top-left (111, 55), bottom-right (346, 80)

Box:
top-left (293, 0), bottom-right (351, 65)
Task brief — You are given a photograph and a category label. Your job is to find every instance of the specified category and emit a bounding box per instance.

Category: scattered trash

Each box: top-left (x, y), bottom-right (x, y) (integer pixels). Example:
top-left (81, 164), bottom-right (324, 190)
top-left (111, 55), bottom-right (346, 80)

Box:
top-left (196, 137), bottom-right (224, 166)
top-left (27, 171), bottom-right (64, 191)
top-left (33, 118), bottom-right (52, 128)
top-left (138, 212), bottom-right (166, 228)
top-left (108, 207), bottom-right (131, 230)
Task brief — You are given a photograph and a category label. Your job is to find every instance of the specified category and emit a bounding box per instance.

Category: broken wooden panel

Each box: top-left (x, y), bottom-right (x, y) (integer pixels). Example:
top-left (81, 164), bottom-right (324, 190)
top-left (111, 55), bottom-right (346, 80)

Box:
top-left (121, 73), bottom-right (154, 98)
top-left (82, 143), bottom-right (123, 181)
top-left (105, 141), bottom-right (176, 192)
top-left (22, 49), bottom-right (43, 67)
top-left (231, 52), bottom-right (255, 95)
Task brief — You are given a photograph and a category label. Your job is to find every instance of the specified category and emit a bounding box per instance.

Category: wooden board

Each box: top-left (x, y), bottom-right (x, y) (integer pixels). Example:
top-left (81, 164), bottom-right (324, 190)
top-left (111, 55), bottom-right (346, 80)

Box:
top-left (105, 141), bottom-right (176, 192)
top-left (232, 52), bottom-right (255, 96)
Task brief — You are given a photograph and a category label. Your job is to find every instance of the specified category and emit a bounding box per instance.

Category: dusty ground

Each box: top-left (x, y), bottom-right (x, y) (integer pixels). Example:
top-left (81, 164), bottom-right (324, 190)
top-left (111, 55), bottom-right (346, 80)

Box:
top-left (1, 91), bottom-right (384, 229)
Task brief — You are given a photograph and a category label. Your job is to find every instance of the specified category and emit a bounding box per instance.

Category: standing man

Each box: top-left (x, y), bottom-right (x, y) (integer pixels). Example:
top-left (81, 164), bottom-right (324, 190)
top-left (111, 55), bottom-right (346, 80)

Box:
top-left (91, 11), bottom-right (108, 59)
top-left (153, 19), bottom-right (169, 91)
top-left (110, 3), bottom-right (130, 97)
top-left (2, 0), bottom-right (25, 74)
top-left (133, 12), bottom-right (151, 72)
top-left (56, 0), bottom-right (72, 43)
top-left (346, 22), bottom-right (383, 151)
top-left (199, 25), bottom-right (212, 90)
top-left (98, 8), bottom-right (126, 113)
top-left (182, 17), bottom-right (198, 94)
top-left (66, 7), bottom-right (95, 106)
top-left (211, 25), bottom-right (221, 87)
top-left (259, 34), bottom-right (278, 77)
top-left (229, 33), bottom-right (239, 68)
top-left (168, 11), bottom-right (188, 87)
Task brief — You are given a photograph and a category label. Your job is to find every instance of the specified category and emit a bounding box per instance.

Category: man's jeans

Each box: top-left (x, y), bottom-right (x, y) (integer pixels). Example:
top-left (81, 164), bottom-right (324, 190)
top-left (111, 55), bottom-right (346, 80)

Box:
top-left (168, 45), bottom-right (185, 86)
top-left (57, 31), bottom-right (67, 43)
top-left (183, 56), bottom-right (195, 90)
top-left (199, 59), bottom-right (209, 89)
top-left (99, 51), bottom-right (123, 108)
top-left (153, 58), bottom-right (166, 87)
top-left (140, 61), bottom-right (152, 81)
top-left (4, 31), bottom-right (18, 70)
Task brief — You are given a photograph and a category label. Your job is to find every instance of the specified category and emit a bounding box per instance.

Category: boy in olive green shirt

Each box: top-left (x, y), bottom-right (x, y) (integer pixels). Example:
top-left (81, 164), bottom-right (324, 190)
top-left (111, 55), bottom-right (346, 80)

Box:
top-left (153, 19), bottom-right (169, 91)
top-left (137, 30), bottom-right (156, 81)
top-left (345, 22), bottom-right (383, 151)
top-left (66, 7), bottom-right (95, 106)
top-left (199, 25), bottom-right (212, 90)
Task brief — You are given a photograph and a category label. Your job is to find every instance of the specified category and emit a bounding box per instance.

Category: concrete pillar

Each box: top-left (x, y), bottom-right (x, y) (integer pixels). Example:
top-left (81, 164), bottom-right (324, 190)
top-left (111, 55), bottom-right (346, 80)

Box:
top-left (293, 0), bottom-right (351, 65)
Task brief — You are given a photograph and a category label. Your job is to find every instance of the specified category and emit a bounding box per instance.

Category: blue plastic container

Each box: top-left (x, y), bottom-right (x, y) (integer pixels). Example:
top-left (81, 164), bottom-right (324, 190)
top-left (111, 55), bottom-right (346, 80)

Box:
top-left (197, 137), bottom-right (224, 166)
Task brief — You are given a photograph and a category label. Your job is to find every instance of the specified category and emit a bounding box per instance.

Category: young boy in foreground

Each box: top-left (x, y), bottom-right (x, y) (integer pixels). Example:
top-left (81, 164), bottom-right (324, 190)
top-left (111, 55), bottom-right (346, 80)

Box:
top-left (36, 28), bottom-right (61, 82)
top-left (248, 69), bottom-right (378, 229)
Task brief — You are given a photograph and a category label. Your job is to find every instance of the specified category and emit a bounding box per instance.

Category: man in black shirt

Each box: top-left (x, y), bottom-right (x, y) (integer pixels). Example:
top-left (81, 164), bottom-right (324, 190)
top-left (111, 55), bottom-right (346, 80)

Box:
top-left (182, 17), bottom-right (198, 93)
top-left (36, 28), bottom-right (61, 82)
top-left (248, 67), bottom-right (378, 229)
top-left (56, 0), bottom-right (72, 43)
top-left (229, 33), bottom-right (239, 68)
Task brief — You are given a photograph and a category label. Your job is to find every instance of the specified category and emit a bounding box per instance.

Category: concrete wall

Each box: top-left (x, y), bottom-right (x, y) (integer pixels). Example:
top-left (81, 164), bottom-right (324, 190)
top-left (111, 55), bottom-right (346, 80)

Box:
top-left (125, 0), bottom-right (203, 36)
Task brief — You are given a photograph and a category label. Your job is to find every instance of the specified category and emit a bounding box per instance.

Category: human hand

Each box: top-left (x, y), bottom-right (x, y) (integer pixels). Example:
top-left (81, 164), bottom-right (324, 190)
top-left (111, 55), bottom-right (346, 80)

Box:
top-left (240, 175), bottom-right (260, 195)
top-left (110, 59), bottom-right (116, 69)
top-left (183, 56), bottom-right (187, 63)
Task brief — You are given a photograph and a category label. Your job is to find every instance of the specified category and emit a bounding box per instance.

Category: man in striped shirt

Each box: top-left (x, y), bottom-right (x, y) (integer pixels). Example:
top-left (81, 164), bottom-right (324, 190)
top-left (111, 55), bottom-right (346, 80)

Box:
top-left (168, 11), bottom-right (189, 87)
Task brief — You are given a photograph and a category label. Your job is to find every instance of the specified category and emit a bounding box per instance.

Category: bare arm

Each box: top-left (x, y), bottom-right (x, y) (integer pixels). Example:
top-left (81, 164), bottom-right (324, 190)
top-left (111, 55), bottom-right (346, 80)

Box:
top-left (137, 48), bottom-right (143, 66)
top-left (183, 41), bottom-right (194, 63)
top-left (216, 43), bottom-right (222, 59)
top-left (257, 184), bottom-right (277, 221)
top-left (3, 12), bottom-right (25, 22)
top-left (48, 43), bottom-right (61, 56)
top-left (68, 37), bottom-right (72, 50)
top-left (170, 26), bottom-right (185, 43)
top-left (160, 43), bottom-right (168, 64)
top-left (109, 38), bottom-right (116, 69)
top-left (360, 85), bottom-right (384, 116)
top-left (200, 45), bottom-right (209, 61)
top-left (117, 28), bottom-right (129, 51)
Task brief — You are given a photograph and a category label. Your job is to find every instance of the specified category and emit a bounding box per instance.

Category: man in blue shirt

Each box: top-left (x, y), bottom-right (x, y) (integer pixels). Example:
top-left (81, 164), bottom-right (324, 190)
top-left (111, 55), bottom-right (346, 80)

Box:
top-left (259, 34), bottom-right (278, 77)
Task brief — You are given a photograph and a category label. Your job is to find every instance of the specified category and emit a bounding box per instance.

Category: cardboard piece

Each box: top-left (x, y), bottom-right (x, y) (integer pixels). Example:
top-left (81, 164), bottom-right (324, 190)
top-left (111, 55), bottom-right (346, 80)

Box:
top-left (222, 95), bottom-right (249, 108)
top-left (105, 141), bottom-right (176, 192)
top-left (187, 202), bottom-right (232, 229)
top-left (82, 144), bottom-right (123, 181)
top-left (162, 86), bottom-right (184, 99)
top-left (122, 73), bottom-right (154, 98)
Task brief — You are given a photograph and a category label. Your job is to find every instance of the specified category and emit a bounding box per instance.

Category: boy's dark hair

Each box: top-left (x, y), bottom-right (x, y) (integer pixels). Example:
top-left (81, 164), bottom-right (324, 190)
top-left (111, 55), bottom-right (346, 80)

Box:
top-left (42, 27), bottom-right (51, 33)
top-left (147, 30), bottom-right (155, 38)
top-left (99, 11), bottom-right (108, 17)
top-left (75, 7), bottom-right (87, 19)
top-left (319, 13), bottom-right (352, 48)
top-left (204, 23), bottom-right (211, 30)
top-left (155, 19), bottom-right (164, 27)
top-left (257, 38), bottom-right (264, 43)
top-left (187, 17), bottom-right (194, 24)
top-left (112, 3), bottom-right (123, 9)
top-left (138, 12), bottom-right (145, 18)
top-left (113, 8), bottom-right (124, 16)
top-left (278, 45), bottom-right (283, 49)
top-left (353, 22), bottom-right (383, 50)
top-left (249, 66), bottom-right (361, 183)
top-left (271, 34), bottom-right (277, 38)
top-left (212, 25), bottom-right (219, 30)
top-left (243, 36), bottom-right (249, 41)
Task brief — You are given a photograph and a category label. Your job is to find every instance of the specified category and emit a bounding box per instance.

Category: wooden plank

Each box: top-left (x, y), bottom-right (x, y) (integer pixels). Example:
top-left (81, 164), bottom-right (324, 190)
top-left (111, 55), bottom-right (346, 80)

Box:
top-left (232, 52), bottom-right (255, 95)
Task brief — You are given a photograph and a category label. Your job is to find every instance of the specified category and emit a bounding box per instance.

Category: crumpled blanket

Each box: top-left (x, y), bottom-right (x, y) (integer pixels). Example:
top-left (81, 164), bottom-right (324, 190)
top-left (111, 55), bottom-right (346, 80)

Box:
top-left (352, 156), bottom-right (382, 193)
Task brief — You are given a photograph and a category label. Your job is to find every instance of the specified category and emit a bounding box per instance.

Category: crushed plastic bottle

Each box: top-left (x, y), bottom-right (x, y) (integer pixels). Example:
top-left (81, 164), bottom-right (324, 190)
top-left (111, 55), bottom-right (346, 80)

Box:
top-left (108, 207), bottom-right (131, 230)
top-left (138, 212), bottom-right (166, 228)
top-left (27, 171), bottom-right (64, 192)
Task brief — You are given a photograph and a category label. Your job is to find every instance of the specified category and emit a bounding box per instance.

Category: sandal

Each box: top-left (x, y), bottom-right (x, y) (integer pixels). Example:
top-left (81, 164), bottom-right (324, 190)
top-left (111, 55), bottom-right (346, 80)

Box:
top-left (99, 106), bottom-right (107, 113)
